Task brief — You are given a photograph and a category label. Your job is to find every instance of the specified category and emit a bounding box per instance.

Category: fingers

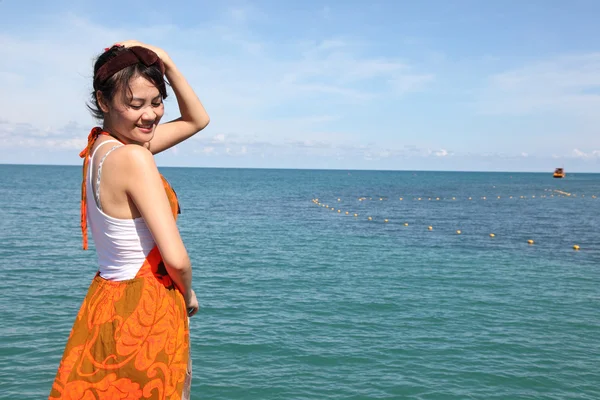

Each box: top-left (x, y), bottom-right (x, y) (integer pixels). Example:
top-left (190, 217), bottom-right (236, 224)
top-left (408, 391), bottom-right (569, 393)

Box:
top-left (114, 40), bottom-right (139, 48)
top-left (187, 305), bottom-right (199, 317)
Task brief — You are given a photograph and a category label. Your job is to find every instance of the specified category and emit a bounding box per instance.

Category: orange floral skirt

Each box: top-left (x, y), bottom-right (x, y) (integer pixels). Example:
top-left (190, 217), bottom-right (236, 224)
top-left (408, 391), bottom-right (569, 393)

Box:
top-left (49, 246), bottom-right (191, 400)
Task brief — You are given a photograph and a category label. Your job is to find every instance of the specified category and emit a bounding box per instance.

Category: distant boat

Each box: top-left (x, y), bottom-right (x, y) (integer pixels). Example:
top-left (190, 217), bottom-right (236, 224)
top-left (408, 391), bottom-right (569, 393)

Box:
top-left (553, 168), bottom-right (565, 178)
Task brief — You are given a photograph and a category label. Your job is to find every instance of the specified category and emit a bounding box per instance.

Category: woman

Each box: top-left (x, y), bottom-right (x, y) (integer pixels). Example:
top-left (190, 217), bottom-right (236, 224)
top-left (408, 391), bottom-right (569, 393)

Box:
top-left (49, 40), bottom-right (209, 399)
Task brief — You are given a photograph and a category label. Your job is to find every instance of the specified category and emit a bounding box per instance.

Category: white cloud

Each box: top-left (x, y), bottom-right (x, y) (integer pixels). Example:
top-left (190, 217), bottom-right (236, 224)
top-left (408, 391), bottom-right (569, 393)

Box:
top-left (212, 134), bottom-right (226, 143)
top-left (0, 120), bottom-right (88, 150)
top-left (479, 53), bottom-right (600, 118)
top-left (389, 73), bottom-right (435, 94)
top-left (572, 148), bottom-right (600, 159)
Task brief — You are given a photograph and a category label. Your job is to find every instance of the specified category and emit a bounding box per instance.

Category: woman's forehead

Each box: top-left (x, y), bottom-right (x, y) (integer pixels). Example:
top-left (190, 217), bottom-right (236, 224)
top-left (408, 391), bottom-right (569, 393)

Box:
top-left (129, 76), bottom-right (160, 93)
top-left (121, 76), bottom-right (161, 100)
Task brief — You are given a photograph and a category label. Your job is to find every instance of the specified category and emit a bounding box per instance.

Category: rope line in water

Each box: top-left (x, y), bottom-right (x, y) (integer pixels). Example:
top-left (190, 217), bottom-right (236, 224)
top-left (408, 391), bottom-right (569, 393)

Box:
top-left (311, 196), bottom-right (588, 251)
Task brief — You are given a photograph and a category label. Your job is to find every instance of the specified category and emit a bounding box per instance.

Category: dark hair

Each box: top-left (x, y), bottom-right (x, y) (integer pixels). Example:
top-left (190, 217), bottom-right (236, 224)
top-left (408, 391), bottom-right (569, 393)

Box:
top-left (87, 46), bottom-right (169, 120)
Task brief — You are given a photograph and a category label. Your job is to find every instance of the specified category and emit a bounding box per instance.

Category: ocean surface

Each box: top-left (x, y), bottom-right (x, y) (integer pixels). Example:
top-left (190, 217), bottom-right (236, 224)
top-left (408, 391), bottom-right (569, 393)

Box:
top-left (1, 164), bottom-right (599, 400)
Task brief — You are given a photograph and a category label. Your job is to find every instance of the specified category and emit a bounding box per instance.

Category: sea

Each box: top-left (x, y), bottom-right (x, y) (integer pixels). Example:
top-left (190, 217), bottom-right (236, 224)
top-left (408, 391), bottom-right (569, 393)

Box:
top-left (1, 164), bottom-right (599, 399)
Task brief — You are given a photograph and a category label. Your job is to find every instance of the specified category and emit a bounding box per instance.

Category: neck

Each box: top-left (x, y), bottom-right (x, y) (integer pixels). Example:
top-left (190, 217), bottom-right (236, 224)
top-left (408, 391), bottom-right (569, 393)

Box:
top-left (101, 121), bottom-right (137, 146)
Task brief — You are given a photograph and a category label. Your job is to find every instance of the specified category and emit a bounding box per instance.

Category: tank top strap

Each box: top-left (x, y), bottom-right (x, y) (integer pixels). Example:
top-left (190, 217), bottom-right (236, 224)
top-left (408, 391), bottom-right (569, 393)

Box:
top-left (89, 140), bottom-right (122, 165)
top-left (93, 142), bottom-right (124, 210)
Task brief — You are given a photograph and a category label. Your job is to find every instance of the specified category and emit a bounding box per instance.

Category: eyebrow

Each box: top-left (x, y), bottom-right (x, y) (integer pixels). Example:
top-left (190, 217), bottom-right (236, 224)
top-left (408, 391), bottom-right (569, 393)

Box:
top-left (130, 95), bottom-right (162, 102)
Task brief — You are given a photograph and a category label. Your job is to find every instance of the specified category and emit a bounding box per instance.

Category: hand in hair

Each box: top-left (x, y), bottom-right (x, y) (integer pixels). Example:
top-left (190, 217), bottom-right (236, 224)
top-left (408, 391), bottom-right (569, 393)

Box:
top-left (108, 39), bottom-right (210, 154)
top-left (113, 40), bottom-right (171, 68)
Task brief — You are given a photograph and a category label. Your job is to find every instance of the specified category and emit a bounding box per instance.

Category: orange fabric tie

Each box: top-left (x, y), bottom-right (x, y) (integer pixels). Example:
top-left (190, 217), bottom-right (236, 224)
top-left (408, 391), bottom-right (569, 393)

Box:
top-left (79, 127), bottom-right (120, 250)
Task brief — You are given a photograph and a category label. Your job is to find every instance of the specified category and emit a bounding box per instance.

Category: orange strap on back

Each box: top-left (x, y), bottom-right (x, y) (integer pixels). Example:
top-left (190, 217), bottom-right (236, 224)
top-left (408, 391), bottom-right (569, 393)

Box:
top-left (78, 127), bottom-right (118, 250)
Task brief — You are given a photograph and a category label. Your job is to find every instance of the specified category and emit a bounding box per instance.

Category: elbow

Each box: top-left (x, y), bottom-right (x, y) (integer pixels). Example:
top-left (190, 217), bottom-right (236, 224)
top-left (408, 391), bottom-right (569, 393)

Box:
top-left (197, 116), bottom-right (210, 131)
top-left (163, 254), bottom-right (191, 273)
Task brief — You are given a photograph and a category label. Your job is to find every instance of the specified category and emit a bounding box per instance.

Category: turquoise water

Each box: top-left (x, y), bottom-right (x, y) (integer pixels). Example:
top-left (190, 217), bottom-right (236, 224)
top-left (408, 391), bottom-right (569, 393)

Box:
top-left (1, 164), bottom-right (599, 399)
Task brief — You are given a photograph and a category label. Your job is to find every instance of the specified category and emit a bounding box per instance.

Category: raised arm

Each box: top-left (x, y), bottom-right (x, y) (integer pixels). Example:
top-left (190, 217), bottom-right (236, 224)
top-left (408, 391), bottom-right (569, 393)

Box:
top-left (118, 40), bottom-right (210, 155)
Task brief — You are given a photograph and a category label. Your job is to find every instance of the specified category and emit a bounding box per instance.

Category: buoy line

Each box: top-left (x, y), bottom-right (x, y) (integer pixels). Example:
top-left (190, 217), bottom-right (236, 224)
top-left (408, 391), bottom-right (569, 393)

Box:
top-left (318, 193), bottom-right (598, 203)
top-left (312, 197), bottom-right (587, 251)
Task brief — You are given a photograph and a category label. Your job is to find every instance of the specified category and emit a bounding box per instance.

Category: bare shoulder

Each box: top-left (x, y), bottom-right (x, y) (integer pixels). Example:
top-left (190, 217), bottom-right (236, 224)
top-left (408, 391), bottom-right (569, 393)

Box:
top-left (103, 144), bottom-right (163, 195)
top-left (111, 144), bottom-right (157, 173)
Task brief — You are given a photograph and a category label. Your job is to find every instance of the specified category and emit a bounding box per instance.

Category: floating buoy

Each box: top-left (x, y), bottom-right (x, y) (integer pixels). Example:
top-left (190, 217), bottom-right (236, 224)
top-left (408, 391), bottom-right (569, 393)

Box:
top-left (490, 233), bottom-right (495, 238)
top-left (331, 207), bottom-right (334, 210)
top-left (456, 230), bottom-right (461, 234)
top-left (337, 210), bottom-right (341, 213)
top-left (345, 211), bottom-right (349, 215)
top-left (510, 196), bottom-right (513, 199)
top-left (384, 219), bottom-right (389, 223)
top-left (404, 223), bottom-right (409, 226)
top-left (380, 198), bottom-right (383, 201)
top-left (468, 197), bottom-right (472, 200)
top-left (497, 196), bottom-right (501, 199)
top-left (482, 197), bottom-right (486, 200)
top-left (418, 198), bottom-right (422, 201)
top-left (368, 216), bottom-right (372, 221)
top-left (354, 213), bottom-right (358, 217)
top-left (428, 226), bottom-right (433, 231)
top-left (399, 197), bottom-right (403, 200)
top-left (338, 198), bottom-right (341, 201)
top-left (436, 197), bottom-right (440, 201)
top-left (452, 197), bottom-right (456, 200)
top-left (527, 239), bottom-right (534, 245)
top-left (573, 245), bottom-right (580, 251)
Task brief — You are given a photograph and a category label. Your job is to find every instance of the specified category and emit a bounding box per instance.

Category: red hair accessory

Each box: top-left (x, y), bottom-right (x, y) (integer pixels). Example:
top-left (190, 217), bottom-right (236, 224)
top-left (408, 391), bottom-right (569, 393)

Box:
top-left (94, 46), bottom-right (165, 87)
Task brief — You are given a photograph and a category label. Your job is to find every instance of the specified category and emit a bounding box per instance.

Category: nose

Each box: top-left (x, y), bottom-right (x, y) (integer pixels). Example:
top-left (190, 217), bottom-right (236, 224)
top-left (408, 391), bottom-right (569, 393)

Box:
top-left (141, 109), bottom-right (156, 123)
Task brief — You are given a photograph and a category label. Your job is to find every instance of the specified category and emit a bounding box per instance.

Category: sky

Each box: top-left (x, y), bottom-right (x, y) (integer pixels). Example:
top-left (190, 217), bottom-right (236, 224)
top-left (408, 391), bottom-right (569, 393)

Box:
top-left (1, 0), bottom-right (600, 172)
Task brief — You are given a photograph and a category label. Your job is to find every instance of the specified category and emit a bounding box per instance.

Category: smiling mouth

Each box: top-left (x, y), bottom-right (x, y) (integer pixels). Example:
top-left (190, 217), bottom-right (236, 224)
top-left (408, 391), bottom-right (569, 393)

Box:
top-left (136, 124), bottom-right (154, 130)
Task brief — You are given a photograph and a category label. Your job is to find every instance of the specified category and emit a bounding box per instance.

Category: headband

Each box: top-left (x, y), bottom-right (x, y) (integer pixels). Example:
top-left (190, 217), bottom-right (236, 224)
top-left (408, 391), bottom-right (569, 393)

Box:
top-left (94, 46), bottom-right (165, 88)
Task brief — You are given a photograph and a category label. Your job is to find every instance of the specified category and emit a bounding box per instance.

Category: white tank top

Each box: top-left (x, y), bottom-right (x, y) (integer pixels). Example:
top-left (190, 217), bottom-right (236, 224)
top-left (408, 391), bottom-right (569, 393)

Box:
top-left (86, 140), bottom-right (156, 281)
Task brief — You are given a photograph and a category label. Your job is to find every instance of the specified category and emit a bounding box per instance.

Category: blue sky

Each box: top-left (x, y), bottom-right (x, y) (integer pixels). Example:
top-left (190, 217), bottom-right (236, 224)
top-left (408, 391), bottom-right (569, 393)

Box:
top-left (1, 0), bottom-right (600, 171)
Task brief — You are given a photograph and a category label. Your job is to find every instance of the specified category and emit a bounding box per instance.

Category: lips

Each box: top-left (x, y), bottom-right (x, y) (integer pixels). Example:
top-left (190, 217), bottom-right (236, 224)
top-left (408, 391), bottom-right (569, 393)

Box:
top-left (136, 124), bottom-right (154, 132)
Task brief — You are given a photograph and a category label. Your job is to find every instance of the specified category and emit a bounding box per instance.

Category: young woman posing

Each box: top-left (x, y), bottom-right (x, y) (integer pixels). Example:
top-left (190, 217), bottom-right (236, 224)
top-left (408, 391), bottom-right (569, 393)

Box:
top-left (49, 40), bottom-right (209, 399)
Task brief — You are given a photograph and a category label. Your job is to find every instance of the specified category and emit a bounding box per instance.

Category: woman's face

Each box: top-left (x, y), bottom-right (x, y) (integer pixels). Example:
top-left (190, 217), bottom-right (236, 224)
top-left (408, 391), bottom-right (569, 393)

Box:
top-left (101, 75), bottom-right (165, 144)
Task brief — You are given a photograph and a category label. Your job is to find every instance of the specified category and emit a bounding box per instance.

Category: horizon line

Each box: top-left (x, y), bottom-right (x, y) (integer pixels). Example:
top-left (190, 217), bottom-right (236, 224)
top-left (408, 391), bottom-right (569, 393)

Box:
top-left (1, 162), bottom-right (599, 175)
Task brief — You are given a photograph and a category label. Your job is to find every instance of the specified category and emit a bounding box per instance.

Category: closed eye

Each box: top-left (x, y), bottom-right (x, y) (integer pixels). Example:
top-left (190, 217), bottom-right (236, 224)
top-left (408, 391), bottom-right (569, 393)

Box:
top-left (129, 101), bottom-right (162, 109)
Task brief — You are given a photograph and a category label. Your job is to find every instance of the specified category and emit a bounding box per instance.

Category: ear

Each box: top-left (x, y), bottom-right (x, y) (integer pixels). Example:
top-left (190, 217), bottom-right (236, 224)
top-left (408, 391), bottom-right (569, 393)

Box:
top-left (96, 90), bottom-right (110, 113)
